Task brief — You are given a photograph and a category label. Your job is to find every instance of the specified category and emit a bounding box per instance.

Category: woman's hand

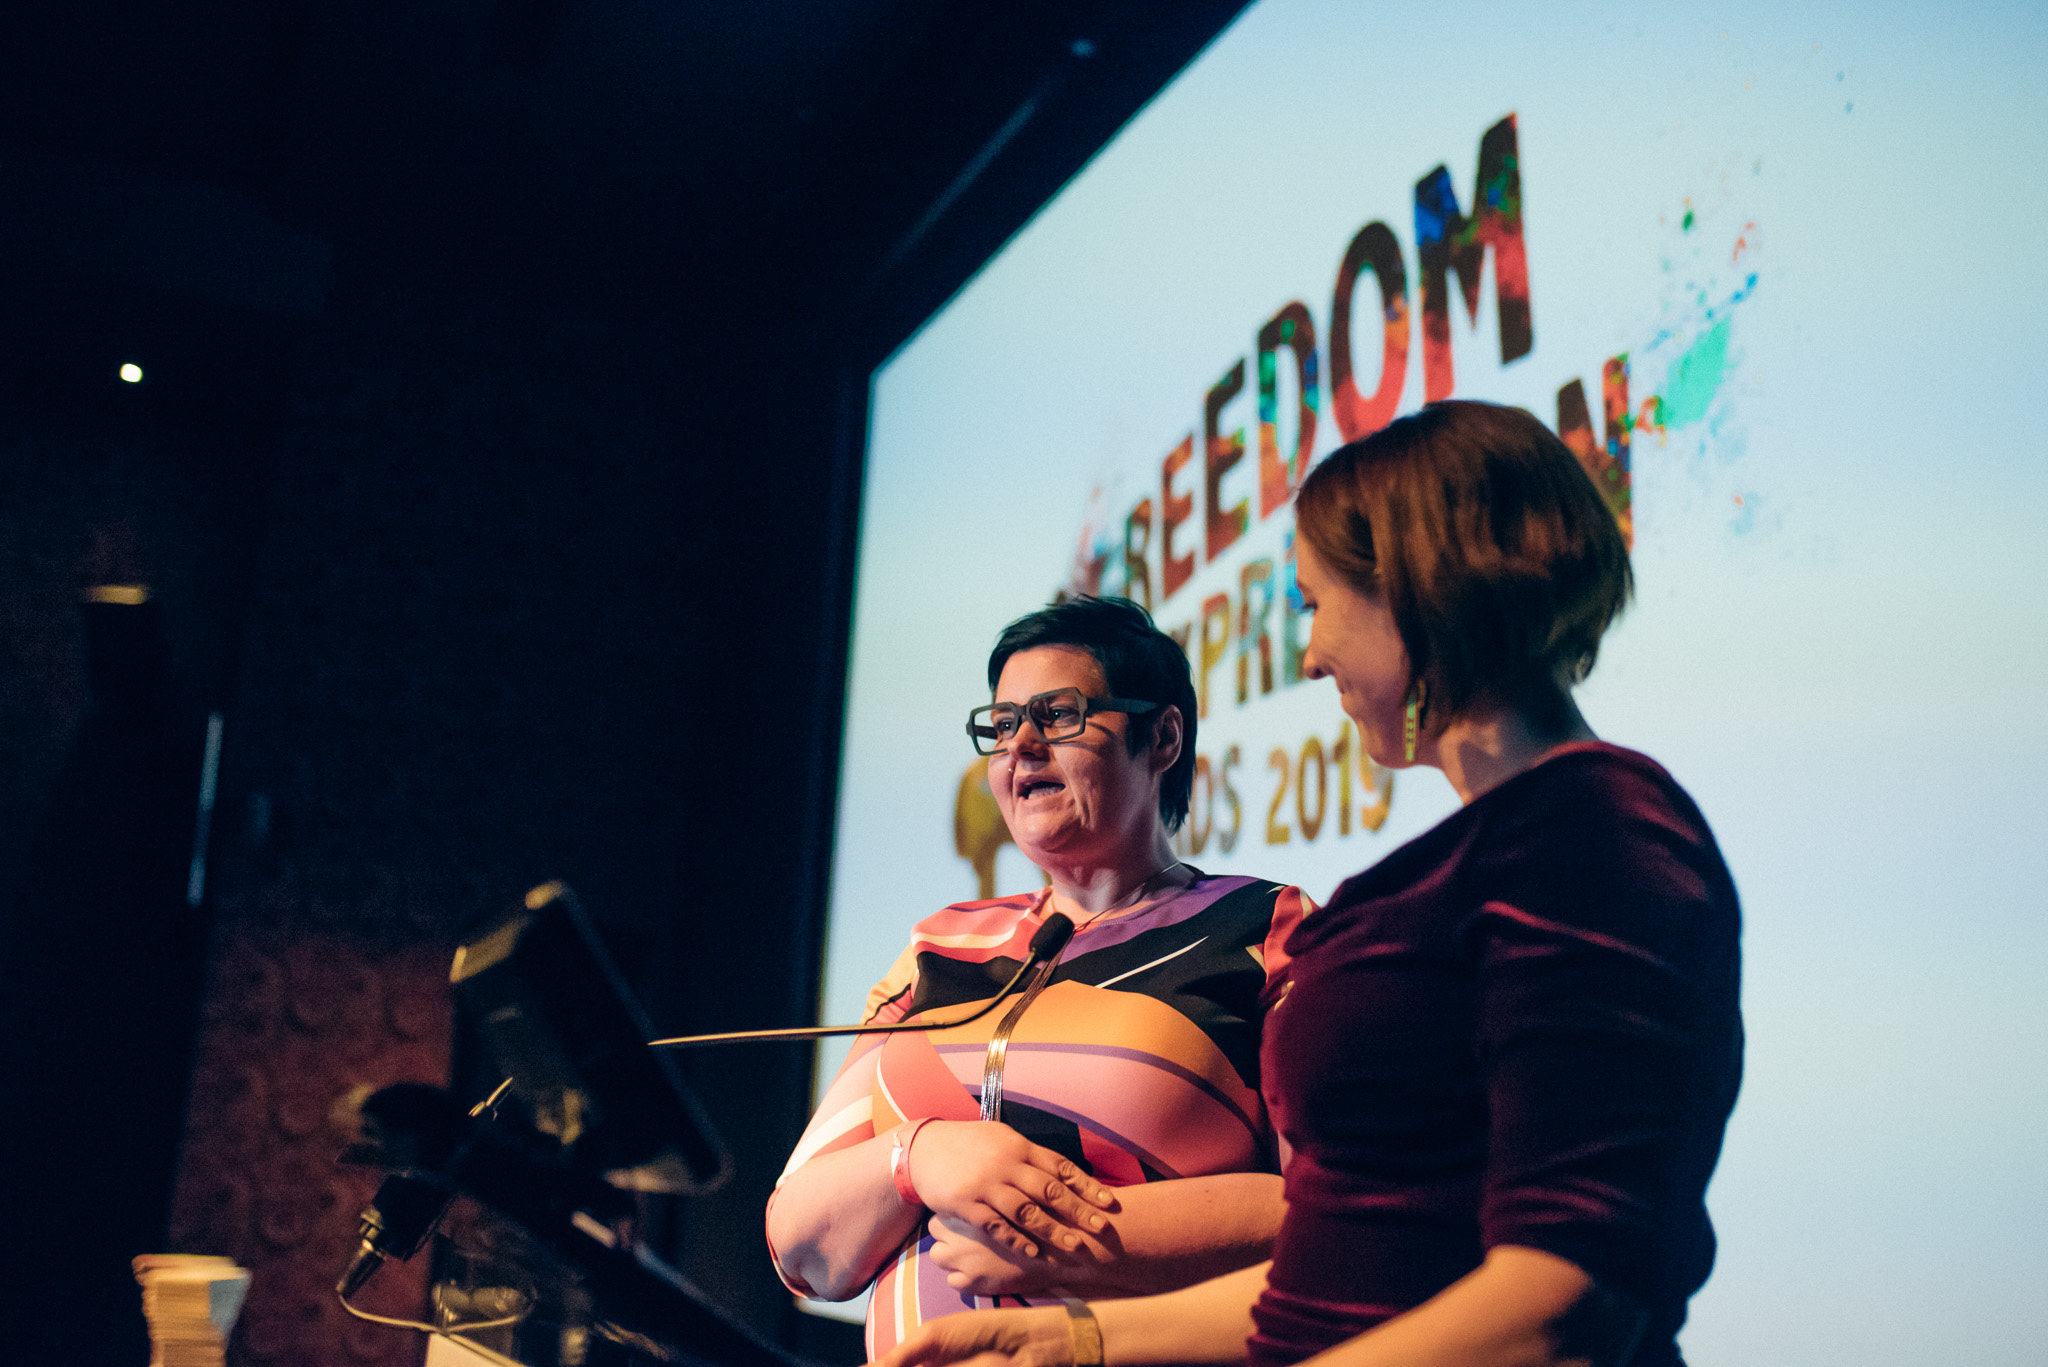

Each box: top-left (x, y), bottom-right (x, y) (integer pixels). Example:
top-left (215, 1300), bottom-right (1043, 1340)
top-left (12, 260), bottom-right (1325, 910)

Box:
top-left (907, 1121), bottom-right (1118, 1259)
top-left (870, 1305), bottom-right (1073, 1367)
top-left (929, 1172), bottom-right (1282, 1300)
top-left (927, 1212), bottom-right (1104, 1297)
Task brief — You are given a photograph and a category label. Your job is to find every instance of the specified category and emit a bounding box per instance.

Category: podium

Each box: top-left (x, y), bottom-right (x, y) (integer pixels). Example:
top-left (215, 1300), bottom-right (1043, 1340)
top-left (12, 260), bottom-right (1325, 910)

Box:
top-left (340, 883), bottom-right (815, 1367)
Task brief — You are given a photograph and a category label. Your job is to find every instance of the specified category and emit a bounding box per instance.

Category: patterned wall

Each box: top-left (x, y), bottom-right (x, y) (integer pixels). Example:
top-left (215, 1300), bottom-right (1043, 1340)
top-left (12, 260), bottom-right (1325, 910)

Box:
top-left (169, 881), bottom-right (454, 1367)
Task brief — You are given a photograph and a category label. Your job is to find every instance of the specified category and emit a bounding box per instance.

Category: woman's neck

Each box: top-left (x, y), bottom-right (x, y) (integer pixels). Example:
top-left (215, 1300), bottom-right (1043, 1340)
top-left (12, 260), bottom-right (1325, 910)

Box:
top-left (1038, 830), bottom-right (1188, 920)
top-left (1426, 693), bottom-right (1597, 804)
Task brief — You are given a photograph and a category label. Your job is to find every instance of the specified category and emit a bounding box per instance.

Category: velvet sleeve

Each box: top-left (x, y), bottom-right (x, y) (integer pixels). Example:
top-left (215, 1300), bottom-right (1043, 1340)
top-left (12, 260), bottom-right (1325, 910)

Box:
top-left (1469, 780), bottom-right (1741, 1310)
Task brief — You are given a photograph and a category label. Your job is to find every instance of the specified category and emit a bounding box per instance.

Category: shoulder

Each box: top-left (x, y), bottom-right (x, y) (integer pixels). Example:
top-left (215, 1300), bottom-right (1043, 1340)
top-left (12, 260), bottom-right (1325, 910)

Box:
top-left (1485, 743), bottom-right (1727, 888)
top-left (1171, 873), bottom-right (1316, 932)
top-left (1166, 873), bottom-right (1318, 990)
top-left (1470, 743), bottom-right (1740, 961)
top-left (864, 892), bottom-right (1042, 1024)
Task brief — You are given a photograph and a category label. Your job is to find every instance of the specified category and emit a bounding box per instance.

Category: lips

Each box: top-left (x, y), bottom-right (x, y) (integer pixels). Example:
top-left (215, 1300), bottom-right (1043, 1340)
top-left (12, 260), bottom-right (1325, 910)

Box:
top-left (1017, 778), bottom-right (1066, 800)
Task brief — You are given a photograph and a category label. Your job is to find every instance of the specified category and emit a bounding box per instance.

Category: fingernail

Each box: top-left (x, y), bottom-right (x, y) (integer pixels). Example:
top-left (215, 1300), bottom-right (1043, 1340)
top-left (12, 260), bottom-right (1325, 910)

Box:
top-left (1089, 1215), bottom-right (1105, 1231)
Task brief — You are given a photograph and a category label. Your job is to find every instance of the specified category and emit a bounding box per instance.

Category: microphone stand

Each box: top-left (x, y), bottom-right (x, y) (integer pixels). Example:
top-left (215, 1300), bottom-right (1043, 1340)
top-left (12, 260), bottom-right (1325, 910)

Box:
top-left (647, 913), bottom-right (1073, 1050)
top-left (339, 1084), bottom-right (805, 1367)
top-left (335, 912), bottom-right (1074, 1365)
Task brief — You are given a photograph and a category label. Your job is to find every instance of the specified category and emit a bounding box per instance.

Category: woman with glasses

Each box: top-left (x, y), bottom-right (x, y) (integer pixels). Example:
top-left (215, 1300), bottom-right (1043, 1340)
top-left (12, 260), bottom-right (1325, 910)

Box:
top-left (867, 402), bottom-right (1743, 1367)
top-left (768, 597), bottom-right (1313, 1359)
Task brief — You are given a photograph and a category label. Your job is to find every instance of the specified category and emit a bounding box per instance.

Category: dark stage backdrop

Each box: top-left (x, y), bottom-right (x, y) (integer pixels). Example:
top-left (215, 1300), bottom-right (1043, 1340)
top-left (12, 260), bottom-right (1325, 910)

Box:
top-left (0, 5), bottom-right (1251, 1366)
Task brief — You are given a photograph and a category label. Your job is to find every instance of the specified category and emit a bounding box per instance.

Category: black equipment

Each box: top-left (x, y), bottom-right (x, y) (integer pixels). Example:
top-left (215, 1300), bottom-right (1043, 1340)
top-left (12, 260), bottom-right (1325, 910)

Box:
top-left (335, 882), bottom-right (1071, 1367)
top-left (337, 883), bottom-right (769, 1367)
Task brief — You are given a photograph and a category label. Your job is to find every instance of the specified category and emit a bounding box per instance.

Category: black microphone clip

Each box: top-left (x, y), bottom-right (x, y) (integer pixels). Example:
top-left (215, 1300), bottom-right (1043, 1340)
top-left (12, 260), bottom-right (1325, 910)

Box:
top-left (337, 1172), bottom-right (456, 1298)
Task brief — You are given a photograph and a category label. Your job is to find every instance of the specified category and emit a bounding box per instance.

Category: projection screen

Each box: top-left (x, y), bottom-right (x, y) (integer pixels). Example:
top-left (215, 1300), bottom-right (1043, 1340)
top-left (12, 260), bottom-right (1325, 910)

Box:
top-left (817, 2), bottom-right (2048, 1360)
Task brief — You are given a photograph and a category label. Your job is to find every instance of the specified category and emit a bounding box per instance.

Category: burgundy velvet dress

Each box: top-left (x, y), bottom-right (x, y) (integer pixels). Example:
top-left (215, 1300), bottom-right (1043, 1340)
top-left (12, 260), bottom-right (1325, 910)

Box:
top-left (1251, 743), bottom-right (1742, 1367)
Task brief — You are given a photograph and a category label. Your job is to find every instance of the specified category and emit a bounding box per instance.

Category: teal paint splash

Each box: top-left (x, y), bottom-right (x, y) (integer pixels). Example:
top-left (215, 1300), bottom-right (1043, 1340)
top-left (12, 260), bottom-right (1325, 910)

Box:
top-left (1659, 315), bottom-right (1731, 428)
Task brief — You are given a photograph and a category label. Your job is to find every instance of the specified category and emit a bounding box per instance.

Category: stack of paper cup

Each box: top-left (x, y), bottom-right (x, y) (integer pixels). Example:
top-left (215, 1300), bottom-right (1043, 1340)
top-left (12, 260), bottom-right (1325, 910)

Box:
top-left (133, 1255), bottom-right (251, 1367)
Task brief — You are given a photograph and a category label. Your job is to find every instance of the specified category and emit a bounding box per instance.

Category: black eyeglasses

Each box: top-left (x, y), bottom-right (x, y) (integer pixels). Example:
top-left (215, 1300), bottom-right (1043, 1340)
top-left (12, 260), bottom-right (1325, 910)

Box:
top-left (966, 688), bottom-right (1162, 755)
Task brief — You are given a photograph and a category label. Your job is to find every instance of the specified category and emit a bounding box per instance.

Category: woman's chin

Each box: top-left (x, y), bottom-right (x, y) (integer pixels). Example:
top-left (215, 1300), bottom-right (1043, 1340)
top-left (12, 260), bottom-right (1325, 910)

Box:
top-left (1010, 820), bottom-right (1089, 867)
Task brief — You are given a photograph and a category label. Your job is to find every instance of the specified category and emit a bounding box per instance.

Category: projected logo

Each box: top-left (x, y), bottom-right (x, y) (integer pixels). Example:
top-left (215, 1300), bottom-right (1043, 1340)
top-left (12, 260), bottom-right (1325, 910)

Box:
top-left (954, 113), bottom-right (1760, 886)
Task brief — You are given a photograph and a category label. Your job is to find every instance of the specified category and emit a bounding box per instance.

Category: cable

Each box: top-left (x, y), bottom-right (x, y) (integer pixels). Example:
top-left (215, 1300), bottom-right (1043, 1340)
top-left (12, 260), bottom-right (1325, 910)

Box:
top-left (646, 954), bottom-right (1035, 1048)
top-left (649, 913), bottom-right (1073, 1049)
top-left (337, 1286), bottom-right (528, 1336)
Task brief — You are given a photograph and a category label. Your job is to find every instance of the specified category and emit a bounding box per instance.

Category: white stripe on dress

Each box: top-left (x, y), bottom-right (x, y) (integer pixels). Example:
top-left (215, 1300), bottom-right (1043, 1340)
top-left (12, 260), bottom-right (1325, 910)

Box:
top-left (778, 1094), bottom-right (873, 1181)
top-left (1091, 937), bottom-right (1207, 989)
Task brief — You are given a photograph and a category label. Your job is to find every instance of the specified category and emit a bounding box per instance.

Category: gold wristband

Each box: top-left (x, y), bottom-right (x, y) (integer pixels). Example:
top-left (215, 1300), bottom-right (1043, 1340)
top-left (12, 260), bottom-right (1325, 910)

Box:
top-left (1060, 1297), bottom-right (1103, 1367)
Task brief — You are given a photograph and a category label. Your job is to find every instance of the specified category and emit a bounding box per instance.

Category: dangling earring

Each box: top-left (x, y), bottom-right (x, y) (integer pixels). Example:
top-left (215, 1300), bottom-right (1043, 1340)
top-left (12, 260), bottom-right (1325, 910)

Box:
top-left (1403, 680), bottom-right (1427, 764)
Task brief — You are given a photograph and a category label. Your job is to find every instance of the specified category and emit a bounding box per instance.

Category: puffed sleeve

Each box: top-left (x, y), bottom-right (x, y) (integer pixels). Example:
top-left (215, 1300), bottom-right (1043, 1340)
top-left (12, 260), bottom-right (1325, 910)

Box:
top-left (1470, 778), bottom-right (1742, 1311)
top-left (764, 942), bottom-right (921, 1295)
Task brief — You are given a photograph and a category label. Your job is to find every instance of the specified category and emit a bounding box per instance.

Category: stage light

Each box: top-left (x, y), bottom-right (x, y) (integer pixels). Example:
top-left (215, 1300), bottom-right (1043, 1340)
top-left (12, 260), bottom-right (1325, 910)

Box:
top-left (119, 363), bottom-right (143, 383)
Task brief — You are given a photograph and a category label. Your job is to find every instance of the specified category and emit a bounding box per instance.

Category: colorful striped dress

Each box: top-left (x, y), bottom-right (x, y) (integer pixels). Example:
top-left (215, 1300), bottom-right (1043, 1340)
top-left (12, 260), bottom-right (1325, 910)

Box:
top-left (770, 873), bottom-right (1312, 1357)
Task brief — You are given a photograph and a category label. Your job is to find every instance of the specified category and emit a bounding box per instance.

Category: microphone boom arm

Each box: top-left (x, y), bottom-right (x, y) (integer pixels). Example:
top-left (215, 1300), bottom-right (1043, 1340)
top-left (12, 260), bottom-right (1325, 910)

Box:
top-left (647, 913), bottom-right (1073, 1050)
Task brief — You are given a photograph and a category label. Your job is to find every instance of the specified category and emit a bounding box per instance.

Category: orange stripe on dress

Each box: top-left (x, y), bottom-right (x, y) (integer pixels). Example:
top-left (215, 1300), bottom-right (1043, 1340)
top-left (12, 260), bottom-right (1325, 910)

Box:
top-left (876, 1030), bottom-right (987, 1125)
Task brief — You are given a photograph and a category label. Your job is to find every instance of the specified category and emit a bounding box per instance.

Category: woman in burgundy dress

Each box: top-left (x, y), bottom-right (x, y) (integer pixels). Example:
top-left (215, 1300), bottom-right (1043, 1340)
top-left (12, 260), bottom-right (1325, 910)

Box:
top-left (871, 401), bottom-right (1743, 1367)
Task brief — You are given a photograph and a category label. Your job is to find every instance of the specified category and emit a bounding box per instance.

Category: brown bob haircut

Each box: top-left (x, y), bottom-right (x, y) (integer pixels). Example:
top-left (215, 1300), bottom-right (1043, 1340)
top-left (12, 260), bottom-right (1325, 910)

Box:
top-left (1294, 399), bottom-right (1633, 728)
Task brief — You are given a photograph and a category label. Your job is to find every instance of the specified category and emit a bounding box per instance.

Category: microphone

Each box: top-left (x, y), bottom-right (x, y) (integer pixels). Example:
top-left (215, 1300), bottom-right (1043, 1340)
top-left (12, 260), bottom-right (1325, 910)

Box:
top-left (337, 1173), bottom-right (454, 1298)
top-left (334, 1082), bottom-right (472, 1300)
top-left (649, 912), bottom-right (1074, 1050)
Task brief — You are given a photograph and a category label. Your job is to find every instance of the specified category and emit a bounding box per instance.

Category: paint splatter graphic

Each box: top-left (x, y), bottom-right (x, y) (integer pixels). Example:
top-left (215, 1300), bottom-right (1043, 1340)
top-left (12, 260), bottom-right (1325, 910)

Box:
top-left (1657, 313), bottom-right (1730, 429)
top-left (1634, 171), bottom-right (1766, 538)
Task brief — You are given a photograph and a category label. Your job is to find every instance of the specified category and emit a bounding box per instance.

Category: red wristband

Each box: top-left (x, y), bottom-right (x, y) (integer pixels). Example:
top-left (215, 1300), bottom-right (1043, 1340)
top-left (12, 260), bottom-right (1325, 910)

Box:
top-left (890, 1118), bottom-right (935, 1206)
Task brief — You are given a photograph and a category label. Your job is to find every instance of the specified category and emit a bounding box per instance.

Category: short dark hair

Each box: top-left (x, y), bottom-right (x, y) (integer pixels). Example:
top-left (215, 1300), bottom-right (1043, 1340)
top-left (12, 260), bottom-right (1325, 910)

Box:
top-left (986, 595), bottom-right (1197, 833)
top-left (1294, 400), bottom-right (1633, 728)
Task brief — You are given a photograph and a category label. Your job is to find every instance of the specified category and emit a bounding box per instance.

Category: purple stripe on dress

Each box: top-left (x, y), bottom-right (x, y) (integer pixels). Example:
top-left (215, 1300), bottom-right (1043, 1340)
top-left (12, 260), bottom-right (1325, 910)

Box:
top-left (1059, 874), bottom-right (1265, 957)
top-left (913, 1232), bottom-right (977, 1322)
top-left (992, 1091), bottom-right (1184, 1179)
top-left (995, 1041), bottom-right (1261, 1136)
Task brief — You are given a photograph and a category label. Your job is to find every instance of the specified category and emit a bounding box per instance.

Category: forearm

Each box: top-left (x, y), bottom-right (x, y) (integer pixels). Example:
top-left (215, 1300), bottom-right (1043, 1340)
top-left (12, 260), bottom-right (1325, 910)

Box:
top-left (1293, 1247), bottom-right (1626, 1367)
top-left (766, 1132), bottom-right (921, 1301)
top-left (1049, 1173), bottom-right (1284, 1296)
top-left (1094, 1260), bottom-right (1269, 1366)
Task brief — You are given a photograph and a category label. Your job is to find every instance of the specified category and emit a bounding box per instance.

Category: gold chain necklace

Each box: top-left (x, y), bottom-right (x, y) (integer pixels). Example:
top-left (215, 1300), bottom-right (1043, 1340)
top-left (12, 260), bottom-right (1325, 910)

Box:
top-left (981, 861), bottom-right (1187, 1122)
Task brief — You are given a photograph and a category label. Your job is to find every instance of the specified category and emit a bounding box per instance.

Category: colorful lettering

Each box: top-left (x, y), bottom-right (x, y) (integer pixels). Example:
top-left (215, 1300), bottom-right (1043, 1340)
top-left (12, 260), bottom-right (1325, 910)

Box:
top-left (1123, 497), bottom-right (1154, 611)
top-left (1205, 361), bottom-right (1249, 562)
top-left (1555, 354), bottom-right (1633, 548)
top-left (1281, 530), bottom-right (1308, 685)
top-left (1257, 302), bottom-right (1320, 517)
top-left (1197, 592), bottom-right (1232, 718)
top-left (1216, 744), bottom-right (1242, 854)
top-left (1161, 436), bottom-right (1196, 600)
top-left (1237, 559), bottom-right (1275, 704)
top-left (1415, 113), bottom-right (1533, 401)
top-left (1330, 220), bottom-right (1410, 442)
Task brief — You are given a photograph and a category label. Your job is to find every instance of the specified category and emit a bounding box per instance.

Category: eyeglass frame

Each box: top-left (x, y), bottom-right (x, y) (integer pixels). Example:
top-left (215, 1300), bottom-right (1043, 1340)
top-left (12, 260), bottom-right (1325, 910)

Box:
top-left (965, 688), bottom-right (1164, 756)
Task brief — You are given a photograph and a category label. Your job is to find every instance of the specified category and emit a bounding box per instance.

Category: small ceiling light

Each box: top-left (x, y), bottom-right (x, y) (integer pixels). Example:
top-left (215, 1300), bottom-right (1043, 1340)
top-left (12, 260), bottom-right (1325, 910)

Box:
top-left (119, 363), bottom-right (143, 383)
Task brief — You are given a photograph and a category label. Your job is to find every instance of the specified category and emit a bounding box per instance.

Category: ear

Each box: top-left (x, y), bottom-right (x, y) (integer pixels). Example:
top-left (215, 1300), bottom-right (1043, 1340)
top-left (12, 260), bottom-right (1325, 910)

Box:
top-left (1146, 704), bottom-right (1185, 778)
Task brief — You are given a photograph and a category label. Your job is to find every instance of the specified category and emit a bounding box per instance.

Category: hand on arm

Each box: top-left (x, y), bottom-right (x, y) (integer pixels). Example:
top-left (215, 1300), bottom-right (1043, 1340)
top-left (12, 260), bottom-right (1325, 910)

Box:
top-left (871, 1250), bottom-right (1633, 1367)
top-left (872, 1261), bottom-right (1270, 1367)
top-left (927, 1172), bottom-right (1285, 1298)
top-left (904, 1120), bottom-right (1119, 1259)
top-left (769, 1119), bottom-right (1116, 1301)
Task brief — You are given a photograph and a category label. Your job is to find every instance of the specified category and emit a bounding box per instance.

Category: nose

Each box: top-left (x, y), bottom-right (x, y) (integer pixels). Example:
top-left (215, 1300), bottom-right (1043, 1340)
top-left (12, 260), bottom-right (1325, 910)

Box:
top-left (1010, 713), bottom-right (1053, 752)
top-left (1300, 638), bottom-right (1329, 681)
top-left (996, 711), bottom-right (1053, 758)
